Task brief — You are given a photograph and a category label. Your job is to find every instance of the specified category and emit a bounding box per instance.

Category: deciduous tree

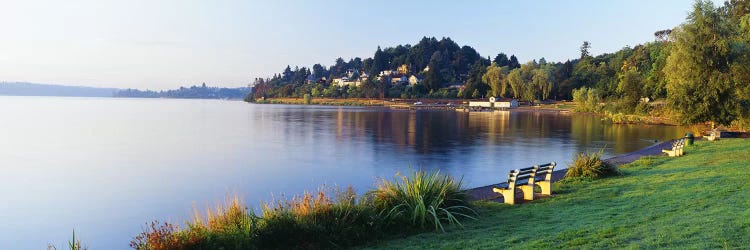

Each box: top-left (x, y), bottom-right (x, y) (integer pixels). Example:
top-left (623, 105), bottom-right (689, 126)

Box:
top-left (482, 63), bottom-right (509, 97)
top-left (665, 0), bottom-right (736, 126)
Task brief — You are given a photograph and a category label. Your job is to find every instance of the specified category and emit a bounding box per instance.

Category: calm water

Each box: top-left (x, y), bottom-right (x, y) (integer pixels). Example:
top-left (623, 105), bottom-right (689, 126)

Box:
top-left (0, 96), bottom-right (686, 249)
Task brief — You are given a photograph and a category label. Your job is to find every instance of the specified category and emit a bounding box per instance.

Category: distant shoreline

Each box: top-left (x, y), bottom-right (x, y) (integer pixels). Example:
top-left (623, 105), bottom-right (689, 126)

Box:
top-left (0, 95), bottom-right (247, 101)
top-left (251, 97), bottom-right (684, 126)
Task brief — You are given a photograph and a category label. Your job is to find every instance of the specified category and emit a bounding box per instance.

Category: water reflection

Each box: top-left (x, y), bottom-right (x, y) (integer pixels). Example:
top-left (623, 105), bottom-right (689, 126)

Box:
top-left (252, 105), bottom-right (685, 189)
top-left (279, 108), bottom-right (682, 159)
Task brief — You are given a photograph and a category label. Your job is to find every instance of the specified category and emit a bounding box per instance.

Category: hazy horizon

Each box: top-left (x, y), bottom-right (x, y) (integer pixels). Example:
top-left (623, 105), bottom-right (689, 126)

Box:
top-left (0, 0), bottom-right (717, 90)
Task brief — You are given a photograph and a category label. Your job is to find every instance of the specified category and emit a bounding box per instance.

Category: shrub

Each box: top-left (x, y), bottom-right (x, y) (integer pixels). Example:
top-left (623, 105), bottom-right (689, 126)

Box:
top-left (130, 221), bottom-right (185, 250)
top-left (565, 150), bottom-right (621, 179)
top-left (635, 101), bottom-right (652, 115)
top-left (572, 87), bottom-right (602, 112)
top-left (601, 111), bottom-right (642, 124)
top-left (370, 170), bottom-right (476, 232)
top-left (303, 94), bottom-right (312, 104)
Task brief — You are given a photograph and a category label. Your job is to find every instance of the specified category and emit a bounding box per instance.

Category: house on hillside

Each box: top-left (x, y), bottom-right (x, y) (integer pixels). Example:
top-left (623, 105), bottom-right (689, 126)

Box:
top-left (391, 76), bottom-right (408, 85)
top-left (333, 77), bottom-right (363, 87)
top-left (379, 70), bottom-right (398, 77)
top-left (333, 77), bottom-right (353, 87)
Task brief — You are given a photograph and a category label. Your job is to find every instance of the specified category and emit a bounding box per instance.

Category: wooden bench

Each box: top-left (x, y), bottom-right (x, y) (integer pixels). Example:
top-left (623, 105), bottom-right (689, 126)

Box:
top-left (492, 162), bottom-right (557, 205)
top-left (662, 138), bottom-right (685, 157)
top-left (704, 131), bottom-right (718, 141)
top-left (533, 162), bottom-right (556, 196)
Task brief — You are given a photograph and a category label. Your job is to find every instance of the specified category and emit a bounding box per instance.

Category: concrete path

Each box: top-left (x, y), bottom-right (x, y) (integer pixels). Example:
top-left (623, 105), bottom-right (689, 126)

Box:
top-left (465, 140), bottom-right (678, 201)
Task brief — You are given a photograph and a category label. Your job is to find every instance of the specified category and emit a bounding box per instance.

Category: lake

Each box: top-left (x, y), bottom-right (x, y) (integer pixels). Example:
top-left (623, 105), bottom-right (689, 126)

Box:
top-left (0, 96), bottom-right (686, 249)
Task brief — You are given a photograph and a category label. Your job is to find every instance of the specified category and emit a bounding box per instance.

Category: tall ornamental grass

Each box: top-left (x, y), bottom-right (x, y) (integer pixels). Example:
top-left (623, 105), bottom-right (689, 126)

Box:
top-left (370, 170), bottom-right (477, 232)
top-left (565, 150), bottom-right (622, 179)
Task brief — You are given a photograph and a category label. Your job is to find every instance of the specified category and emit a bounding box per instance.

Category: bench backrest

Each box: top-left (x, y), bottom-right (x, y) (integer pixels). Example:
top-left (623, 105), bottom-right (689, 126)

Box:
top-left (534, 162), bottom-right (557, 182)
top-left (672, 138), bottom-right (686, 149)
top-left (507, 166), bottom-right (535, 189)
top-left (506, 162), bottom-right (557, 188)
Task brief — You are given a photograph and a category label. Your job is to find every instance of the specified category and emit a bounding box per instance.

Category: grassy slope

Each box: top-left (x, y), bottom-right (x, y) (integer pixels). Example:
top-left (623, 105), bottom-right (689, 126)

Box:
top-left (365, 139), bottom-right (750, 249)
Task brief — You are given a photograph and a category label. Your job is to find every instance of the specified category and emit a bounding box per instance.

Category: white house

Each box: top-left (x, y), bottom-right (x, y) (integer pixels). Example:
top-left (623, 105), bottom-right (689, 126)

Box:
top-left (469, 97), bottom-right (519, 109)
top-left (391, 76), bottom-right (408, 85)
top-left (332, 77), bottom-right (348, 87)
top-left (334, 77), bottom-right (363, 87)
top-left (379, 70), bottom-right (398, 77)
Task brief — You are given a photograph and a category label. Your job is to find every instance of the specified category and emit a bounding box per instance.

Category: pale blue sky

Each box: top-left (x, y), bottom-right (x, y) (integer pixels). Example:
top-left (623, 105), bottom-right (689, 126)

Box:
top-left (0, 0), bottom-right (716, 90)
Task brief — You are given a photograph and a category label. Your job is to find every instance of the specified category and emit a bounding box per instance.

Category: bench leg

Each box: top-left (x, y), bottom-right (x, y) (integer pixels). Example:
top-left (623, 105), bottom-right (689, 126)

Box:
top-left (519, 185), bottom-right (534, 201)
top-left (662, 149), bottom-right (676, 157)
top-left (492, 187), bottom-right (515, 205)
top-left (537, 181), bottom-right (552, 195)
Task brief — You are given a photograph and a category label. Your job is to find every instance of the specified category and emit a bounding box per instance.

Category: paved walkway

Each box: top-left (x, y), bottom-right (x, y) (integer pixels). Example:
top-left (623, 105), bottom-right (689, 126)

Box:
top-left (465, 140), bottom-right (678, 201)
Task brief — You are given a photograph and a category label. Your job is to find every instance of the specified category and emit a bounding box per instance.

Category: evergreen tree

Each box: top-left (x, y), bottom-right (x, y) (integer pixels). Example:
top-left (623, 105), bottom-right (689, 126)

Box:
top-left (580, 41), bottom-right (592, 58)
top-left (423, 61), bottom-right (442, 91)
top-left (282, 65), bottom-right (294, 81)
top-left (508, 55), bottom-right (521, 70)
top-left (371, 46), bottom-right (389, 76)
top-left (465, 60), bottom-right (489, 98)
top-left (312, 64), bottom-right (327, 80)
top-left (493, 53), bottom-right (510, 67)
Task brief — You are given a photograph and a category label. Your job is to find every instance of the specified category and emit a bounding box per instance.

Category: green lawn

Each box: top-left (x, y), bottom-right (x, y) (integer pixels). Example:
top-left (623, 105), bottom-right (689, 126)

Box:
top-left (364, 139), bottom-right (750, 249)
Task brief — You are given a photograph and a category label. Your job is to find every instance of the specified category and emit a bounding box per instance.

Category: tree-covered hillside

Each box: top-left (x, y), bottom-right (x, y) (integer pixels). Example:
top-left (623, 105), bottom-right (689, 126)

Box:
top-left (249, 0), bottom-right (750, 128)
